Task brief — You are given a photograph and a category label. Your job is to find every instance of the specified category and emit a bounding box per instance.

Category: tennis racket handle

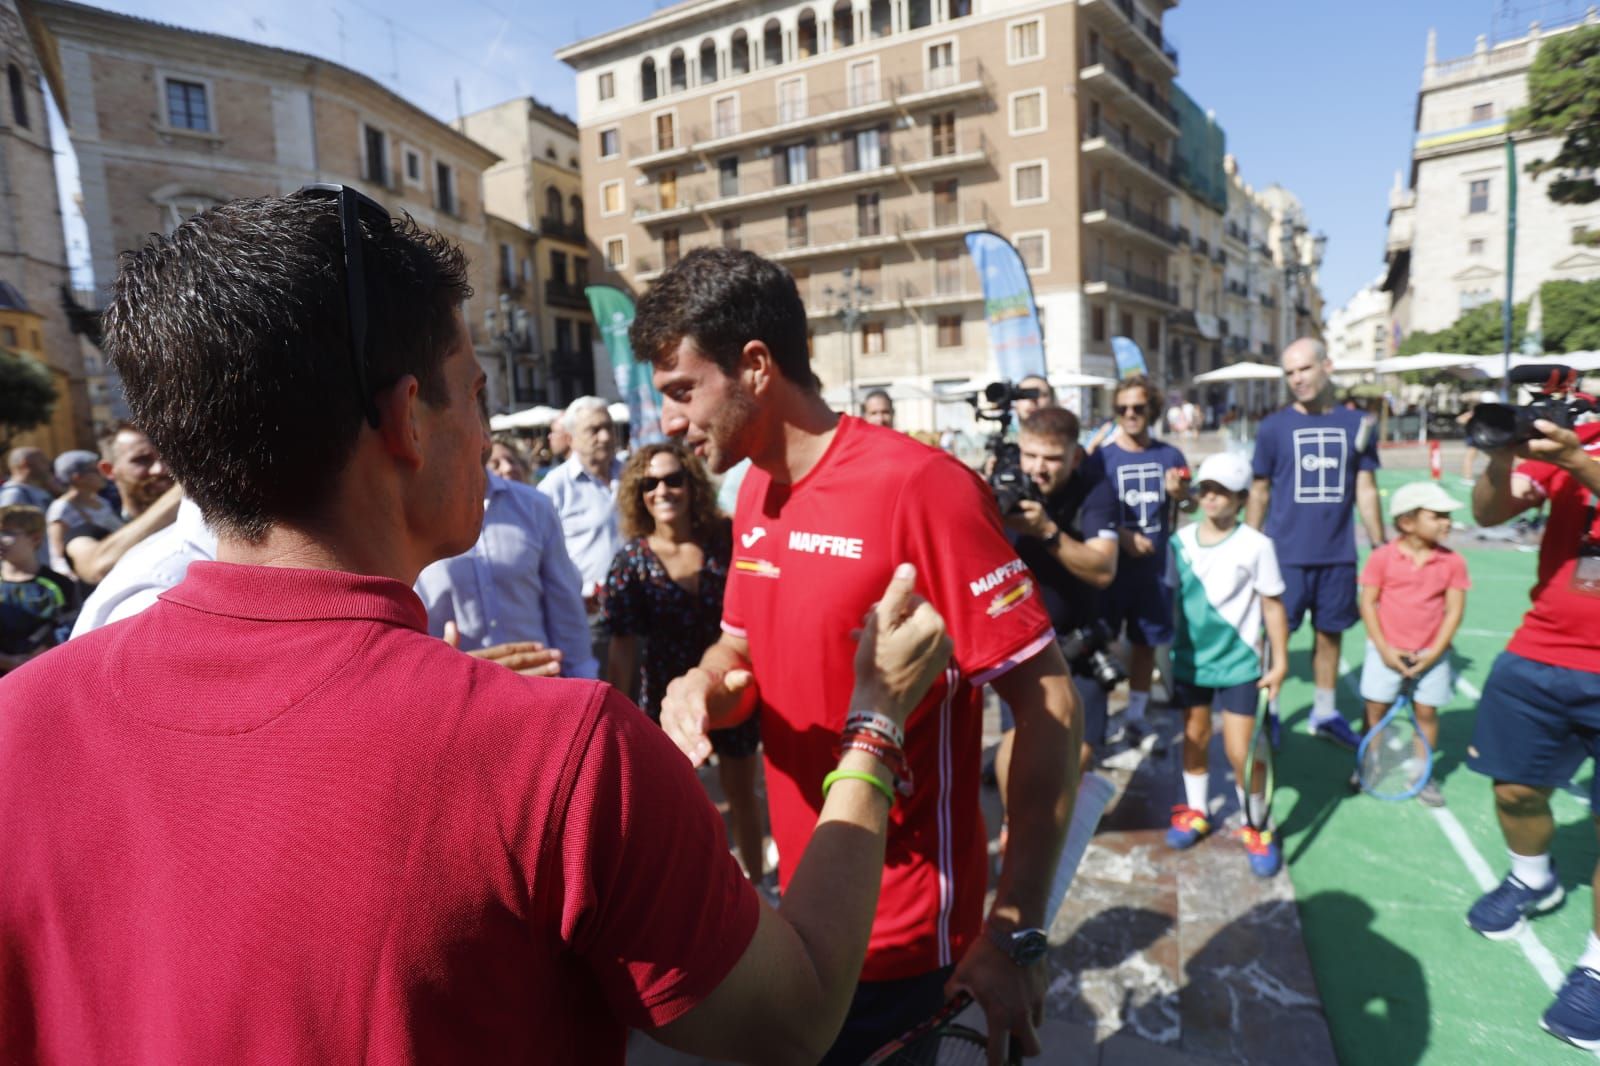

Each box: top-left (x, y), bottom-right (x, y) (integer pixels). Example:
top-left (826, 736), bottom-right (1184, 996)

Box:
top-left (1044, 772), bottom-right (1116, 923)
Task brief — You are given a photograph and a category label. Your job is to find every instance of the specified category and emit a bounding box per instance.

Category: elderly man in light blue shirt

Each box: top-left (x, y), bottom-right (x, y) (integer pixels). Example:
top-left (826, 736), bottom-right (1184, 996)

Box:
top-left (415, 472), bottom-right (596, 678)
top-left (537, 396), bottom-right (622, 663)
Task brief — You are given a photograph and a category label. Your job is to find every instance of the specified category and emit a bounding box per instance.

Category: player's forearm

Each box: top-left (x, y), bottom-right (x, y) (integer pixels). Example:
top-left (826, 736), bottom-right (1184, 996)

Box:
top-left (1052, 536), bottom-right (1116, 589)
top-left (1357, 592), bottom-right (1390, 654)
top-left (73, 493), bottom-right (180, 585)
top-left (1563, 450), bottom-right (1600, 497)
top-left (1356, 475), bottom-right (1385, 546)
top-left (1245, 482), bottom-right (1269, 530)
top-left (1472, 455), bottom-right (1525, 527)
top-left (1262, 598), bottom-right (1290, 671)
top-left (1430, 595), bottom-right (1466, 658)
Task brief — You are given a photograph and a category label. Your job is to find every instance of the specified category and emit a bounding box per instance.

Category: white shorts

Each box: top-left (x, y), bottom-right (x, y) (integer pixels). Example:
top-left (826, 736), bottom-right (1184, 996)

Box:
top-left (1358, 639), bottom-right (1455, 708)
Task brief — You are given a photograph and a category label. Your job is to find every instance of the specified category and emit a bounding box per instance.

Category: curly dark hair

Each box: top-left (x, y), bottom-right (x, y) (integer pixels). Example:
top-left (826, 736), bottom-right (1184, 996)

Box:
top-left (103, 195), bottom-right (471, 542)
top-left (1114, 373), bottom-right (1165, 425)
top-left (616, 441), bottom-right (722, 543)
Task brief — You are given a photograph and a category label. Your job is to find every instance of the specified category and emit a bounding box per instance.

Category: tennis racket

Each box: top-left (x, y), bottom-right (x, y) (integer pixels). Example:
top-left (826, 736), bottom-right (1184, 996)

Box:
top-left (860, 772), bottom-right (1117, 1065)
top-left (1357, 680), bottom-right (1432, 801)
top-left (1240, 689), bottom-right (1275, 832)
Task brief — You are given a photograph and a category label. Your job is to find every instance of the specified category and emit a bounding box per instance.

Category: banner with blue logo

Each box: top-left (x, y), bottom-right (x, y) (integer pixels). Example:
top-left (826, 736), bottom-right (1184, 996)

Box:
top-left (1110, 336), bottom-right (1148, 378)
top-left (585, 284), bottom-right (664, 444)
top-left (965, 231), bottom-right (1046, 384)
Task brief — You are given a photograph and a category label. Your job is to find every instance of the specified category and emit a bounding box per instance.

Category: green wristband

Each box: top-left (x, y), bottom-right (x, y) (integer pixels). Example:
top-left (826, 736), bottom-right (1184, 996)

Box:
top-left (822, 768), bottom-right (895, 806)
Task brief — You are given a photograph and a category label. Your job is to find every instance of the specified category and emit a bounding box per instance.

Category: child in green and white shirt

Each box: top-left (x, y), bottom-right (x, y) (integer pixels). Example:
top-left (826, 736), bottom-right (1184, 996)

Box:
top-left (1164, 451), bottom-right (1290, 877)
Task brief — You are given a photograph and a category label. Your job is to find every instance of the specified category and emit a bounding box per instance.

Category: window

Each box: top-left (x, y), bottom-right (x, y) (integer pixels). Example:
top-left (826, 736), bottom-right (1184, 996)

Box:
top-left (722, 217), bottom-right (742, 249)
top-left (363, 125), bottom-right (387, 185)
top-left (861, 321), bottom-right (885, 354)
top-left (700, 40), bottom-right (718, 85)
top-left (570, 194), bottom-right (584, 235)
top-left (778, 77), bottom-right (806, 124)
top-left (435, 161), bottom-right (456, 214)
top-left (655, 112), bottom-right (676, 151)
top-left (763, 19), bottom-right (784, 68)
top-left (591, 72), bottom-right (612, 105)
top-left (1146, 319), bottom-right (1160, 353)
top-left (663, 228), bottom-right (681, 268)
top-left (731, 29), bottom-right (751, 75)
top-left (1010, 90), bottom-right (1044, 135)
top-left (669, 49), bottom-right (688, 93)
top-left (859, 255), bottom-right (881, 293)
top-left (780, 142), bottom-right (812, 185)
top-left (1468, 178), bottom-right (1489, 214)
top-left (1016, 231), bottom-right (1047, 272)
top-left (545, 186), bottom-right (563, 223)
top-left (848, 59), bottom-right (879, 107)
top-left (1468, 238), bottom-right (1485, 255)
top-left (499, 242), bottom-right (516, 287)
top-left (605, 236), bottom-right (626, 270)
top-left (719, 156), bottom-right (739, 198)
top-left (937, 315), bottom-right (962, 348)
top-left (549, 250), bottom-right (568, 285)
top-left (8, 65), bottom-right (27, 129)
top-left (857, 192), bottom-right (881, 237)
top-left (641, 58), bottom-right (658, 102)
top-left (930, 112), bottom-right (956, 157)
top-left (927, 42), bottom-right (955, 89)
top-left (933, 178), bottom-right (958, 227)
top-left (1120, 312), bottom-right (1134, 338)
top-left (1009, 18), bottom-right (1042, 63)
top-left (165, 77), bottom-right (210, 131)
top-left (600, 180), bottom-right (623, 216)
top-left (935, 246), bottom-right (961, 293)
top-left (1013, 161), bottom-right (1046, 205)
top-left (713, 94), bottom-right (739, 139)
top-left (909, 0), bottom-right (931, 31)
top-left (1, 325), bottom-right (15, 346)
top-left (833, 0), bottom-right (855, 48)
top-left (1091, 305), bottom-right (1106, 342)
top-left (1471, 102), bottom-right (1492, 122)
top-left (555, 317), bottom-right (573, 354)
top-left (574, 257), bottom-right (589, 289)
top-left (599, 127), bottom-right (620, 158)
top-left (787, 205), bottom-right (809, 248)
top-left (403, 146), bottom-right (423, 185)
top-left (847, 127), bottom-right (883, 171)
top-left (659, 170), bottom-right (678, 211)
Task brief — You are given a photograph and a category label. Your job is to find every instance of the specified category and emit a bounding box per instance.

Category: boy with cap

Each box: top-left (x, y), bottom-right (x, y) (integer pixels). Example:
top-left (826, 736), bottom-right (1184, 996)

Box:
top-left (1164, 451), bottom-right (1290, 877)
top-left (1357, 481), bottom-right (1470, 806)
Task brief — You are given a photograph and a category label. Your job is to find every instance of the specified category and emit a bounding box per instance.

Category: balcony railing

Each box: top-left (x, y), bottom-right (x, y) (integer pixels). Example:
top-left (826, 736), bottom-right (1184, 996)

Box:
top-left (1226, 336), bottom-right (1248, 354)
top-left (898, 198), bottom-right (990, 236)
top-left (1259, 292), bottom-right (1278, 308)
top-left (1193, 237), bottom-right (1209, 256)
top-left (1087, 0), bottom-right (1180, 68)
top-left (1082, 117), bottom-right (1180, 187)
top-left (545, 279), bottom-right (590, 310)
top-left (539, 216), bottom-right (585, 243)
top-left (1224, 279), bottom-right (1249, 297)
top-left (1086, 263), bottom-right (1178, 305)
top-left (1084, 194), bottom-right (1180, 246)
top-left (1081, 43), bottom-right (1179, 129)
top-left (1224, 221), bottom-right (1248, 245)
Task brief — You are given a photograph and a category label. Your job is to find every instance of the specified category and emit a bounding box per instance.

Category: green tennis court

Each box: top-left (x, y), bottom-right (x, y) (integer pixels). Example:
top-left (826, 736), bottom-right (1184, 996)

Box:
top-left (1279, 467), bottom-right (1598, 1064)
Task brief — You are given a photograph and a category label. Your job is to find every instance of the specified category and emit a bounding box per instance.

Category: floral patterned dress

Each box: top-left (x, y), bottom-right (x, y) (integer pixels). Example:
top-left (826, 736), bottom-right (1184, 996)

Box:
top-left (603, 523), bottom-right (761, 758)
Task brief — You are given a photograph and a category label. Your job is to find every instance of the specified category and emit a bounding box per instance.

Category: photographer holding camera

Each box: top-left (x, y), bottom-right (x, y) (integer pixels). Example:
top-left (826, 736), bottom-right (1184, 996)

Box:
top-left (993, 407), bottom-right (1122, 798)
top-left (1460, 385), bottom-right (1600, 1050)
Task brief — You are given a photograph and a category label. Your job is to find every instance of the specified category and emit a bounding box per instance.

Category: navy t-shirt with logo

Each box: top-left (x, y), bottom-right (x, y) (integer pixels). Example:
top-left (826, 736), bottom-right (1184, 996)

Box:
top-left (1250, 406), bottom-right (1379, 566)
top-left (1098, 438), bottom-right (1189, 573)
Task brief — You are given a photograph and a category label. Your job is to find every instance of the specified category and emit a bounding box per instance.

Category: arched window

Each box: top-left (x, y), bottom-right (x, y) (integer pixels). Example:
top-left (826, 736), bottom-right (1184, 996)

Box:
top-left (668, 48), bottom-right (687, 93)
top-left (797, 9), bottom-right (818, 59)
top-left (640, 57), bottom-right (657, 102)
top-left (869, 0), bottom-right (891, 39)
top-left (569, 194), bottom-right (584, 236)
top-left (762, 18), bottom-right (783, 68)
top-left (7, 65), bottom-right (26, 129)
top-left (545, 186), bottom-right (563, 224)
top-left (699, 38), bottom-right (718, 84)
top-left (832, 0), bottom-right (854, 48)
top-left (731, 29), bottom-right (751, 75)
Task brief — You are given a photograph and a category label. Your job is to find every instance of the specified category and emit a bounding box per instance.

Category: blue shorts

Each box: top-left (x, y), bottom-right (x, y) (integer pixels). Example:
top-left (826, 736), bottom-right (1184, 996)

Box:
top-left (1358, 641), bottom-right (1454, 708)
top-left (1467, 651), bottom-right (1600, 807)
top-left (999, 675), bottom-right (1108, 750)
top-left (1281, 563), bottom-right (1359, 634)
top-left (1170, 678), bottom-right (1260, 716)
top-left (1105, 565), bottom-right (1175, 647)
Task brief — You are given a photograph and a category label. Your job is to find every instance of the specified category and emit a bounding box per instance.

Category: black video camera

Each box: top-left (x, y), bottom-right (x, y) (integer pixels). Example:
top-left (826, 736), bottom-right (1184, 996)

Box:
top-left (1058, 620), bottom-right (1128, 691)
top-left (1466, 364), bottom-right (1597, 450)
top-left (976, 381), bottom-right (1044, 514)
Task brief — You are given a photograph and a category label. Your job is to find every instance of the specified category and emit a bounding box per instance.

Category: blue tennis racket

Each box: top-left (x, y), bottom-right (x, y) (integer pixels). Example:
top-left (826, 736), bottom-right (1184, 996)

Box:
top-left (1356, 681), bottom-right (1433, 801)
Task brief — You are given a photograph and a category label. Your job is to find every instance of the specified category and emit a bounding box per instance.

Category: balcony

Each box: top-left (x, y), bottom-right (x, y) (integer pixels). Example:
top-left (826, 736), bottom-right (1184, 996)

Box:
top-left (1212, 247), bottom-right (1227, 266)
top-left (1082, 193), bottom-right (1180, 250)
top-left (898, 270), bottom-right (984, 307)
top-left (538, 216), bottom-right (585, 244)
top-left (545, 279), bottom-right (590, 310)
top-left (1080, 117), bottom-right (1179, 193)
top-left (897, 198), bottom-right (991, 241)
top-left (1084, 263), bottom-right (1178, 307)
top-left (1079, 0), bottom-right (1179, 73)
top-left (1224, 279), bottom-right (1249, 298)
top-left (1226, 336), bottom-right (1248, 355)
top-left (1259, 292), bottom-right (1277, 309)
top-left (1079, 43), bottom-right (1179, 135)
top-left (1223, 220), bottom-right (1249, 247)
top-left (1191, 236), bottom-right (1209, 257)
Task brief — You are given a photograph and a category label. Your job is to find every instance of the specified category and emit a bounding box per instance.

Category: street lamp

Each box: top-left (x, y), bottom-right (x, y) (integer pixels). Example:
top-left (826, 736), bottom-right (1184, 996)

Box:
top-left (1279, 222), bottom-right (1327, 343)
top-left (822, 267), bottom-right (873, 412)
top-left (483, 292), bottom-right (538, 413)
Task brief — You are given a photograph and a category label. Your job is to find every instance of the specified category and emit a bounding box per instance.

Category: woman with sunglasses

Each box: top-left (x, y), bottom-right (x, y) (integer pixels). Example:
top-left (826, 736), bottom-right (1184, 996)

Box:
top-left (603, 442), bottom-right (766, 883)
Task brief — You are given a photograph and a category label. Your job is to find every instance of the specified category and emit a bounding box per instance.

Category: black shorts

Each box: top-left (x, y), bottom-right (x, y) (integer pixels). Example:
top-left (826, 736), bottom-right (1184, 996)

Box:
top-left (1170, 678), bottom-right (1261, 717)
top-left (1467, 651), bottom-right (1600, 806)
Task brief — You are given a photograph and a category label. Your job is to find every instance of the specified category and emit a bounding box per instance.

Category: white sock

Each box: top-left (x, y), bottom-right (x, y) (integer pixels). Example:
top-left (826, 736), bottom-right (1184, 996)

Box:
top-left (1237, 787), bottom-right (1269, 827)
top-left (1183, 771), bottom-right (1209, 812)
top-left (1508, 850), bottom-right (1553, 890)
top-left (1310, 688), bottom-right (1338, 723)
top-left (1126, 690), bottom-right (1150, 722)
top-left (1580, 932), bottom-right (1600, 973)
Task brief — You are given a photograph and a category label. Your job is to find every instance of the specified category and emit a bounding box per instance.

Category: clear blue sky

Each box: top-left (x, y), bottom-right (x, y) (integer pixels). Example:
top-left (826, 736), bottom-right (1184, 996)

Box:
top-left (57, 0), bottom-right (1584, 309)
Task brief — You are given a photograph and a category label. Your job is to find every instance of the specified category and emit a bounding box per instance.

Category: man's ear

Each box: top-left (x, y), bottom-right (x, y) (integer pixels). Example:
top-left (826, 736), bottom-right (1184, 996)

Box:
top-left (374, 374), bottom-right (425, 469)
top-left (97, 460), bottom-right (114, 479)
top-left (741, 339), bottom-right (775, 396)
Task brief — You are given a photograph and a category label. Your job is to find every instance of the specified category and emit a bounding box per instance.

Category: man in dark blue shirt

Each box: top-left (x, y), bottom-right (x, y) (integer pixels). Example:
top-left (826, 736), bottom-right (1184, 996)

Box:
top-left (1247, 338), bottom-right (1384, 748)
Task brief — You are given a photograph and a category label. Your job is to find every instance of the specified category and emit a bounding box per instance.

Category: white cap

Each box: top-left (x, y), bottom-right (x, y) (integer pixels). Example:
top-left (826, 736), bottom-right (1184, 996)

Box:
top-left (1195, 451), bottom-right (1253, 493)
top-left (1389, 481), bottom-right (1463, 517)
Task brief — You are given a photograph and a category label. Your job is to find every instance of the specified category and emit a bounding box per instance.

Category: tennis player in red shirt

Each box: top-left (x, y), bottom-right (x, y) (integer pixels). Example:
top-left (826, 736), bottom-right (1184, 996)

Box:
top-left (636, 247), bottom-right (1083, 1064)
top-left (0, 192), bottom-right (956, 1066)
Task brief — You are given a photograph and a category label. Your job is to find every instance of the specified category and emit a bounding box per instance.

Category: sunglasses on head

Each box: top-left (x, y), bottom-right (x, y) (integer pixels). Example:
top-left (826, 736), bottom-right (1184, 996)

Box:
top-left (641, 471), bottom-right (687, 493)
top-left (1115, 404), bottom-right (1147, 415)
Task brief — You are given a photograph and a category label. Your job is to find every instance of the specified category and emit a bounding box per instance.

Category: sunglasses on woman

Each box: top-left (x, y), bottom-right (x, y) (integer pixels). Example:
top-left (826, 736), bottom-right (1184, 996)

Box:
top-left (641, 471), bottom-right (687, 493)
top-left (1115, 404), bottom-right (1147, 416)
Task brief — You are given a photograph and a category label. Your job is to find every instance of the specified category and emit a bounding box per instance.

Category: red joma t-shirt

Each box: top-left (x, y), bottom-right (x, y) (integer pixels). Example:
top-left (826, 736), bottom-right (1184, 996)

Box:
top-left (0, 562), bottom-right (757, 1064)
top-left (1508, 421), bottom-right (1600, 672)
top-left (725, 417), bottom-right (1052, 982)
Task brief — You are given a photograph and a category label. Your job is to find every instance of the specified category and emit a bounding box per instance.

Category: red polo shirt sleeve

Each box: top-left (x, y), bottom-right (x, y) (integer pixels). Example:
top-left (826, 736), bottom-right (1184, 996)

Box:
top-left (891, 453), bottom-right (1053, 683)
top-left (556, 686), bottom-right (760, 1028)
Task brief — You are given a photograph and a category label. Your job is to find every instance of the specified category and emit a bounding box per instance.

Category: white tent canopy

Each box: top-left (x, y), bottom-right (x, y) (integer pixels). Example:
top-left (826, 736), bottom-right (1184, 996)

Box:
top-left (1373, 353), bottom-right (1486, 375)
top-left (1192, 362), bottom-right (1283, 384)
top-left (608, 402), bottom-right (630, 422)
top-left (489, 405), bottom-right (561, 431)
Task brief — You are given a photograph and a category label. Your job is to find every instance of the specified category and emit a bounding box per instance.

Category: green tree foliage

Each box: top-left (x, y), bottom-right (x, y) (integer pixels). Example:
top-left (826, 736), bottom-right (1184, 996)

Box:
top-left (1397, 300), bottom-right (1528, 356)
top-left (1540, 278), bottom-right (1600, 351)
top-left (1510, 23), bottom-right (1600, 229)
top-left (0, 349), bottom-right (57, 451)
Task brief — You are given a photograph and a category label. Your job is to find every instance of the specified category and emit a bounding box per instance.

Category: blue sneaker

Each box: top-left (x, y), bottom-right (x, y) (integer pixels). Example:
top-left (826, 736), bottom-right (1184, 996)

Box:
top-left (1238, 826), bottom-right (1281, 877)
top-left (1543, 966), bottom-right (1600, 1050)
top-left (1466, 869), bottom-right (1564, 939)
top-left (1308, 715), bottom-right (1362, 751)
top-left (1165, 805), bottom-right (1211, 850)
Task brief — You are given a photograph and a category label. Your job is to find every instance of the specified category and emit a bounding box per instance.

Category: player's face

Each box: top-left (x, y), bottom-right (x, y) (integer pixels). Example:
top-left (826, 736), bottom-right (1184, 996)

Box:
top-left (1114, 387), bottom-right (1150, 439)
top-left (1282, 346), bottom-right (1331, 405)
top-left (1019, 432), bottom-right (1077, 497)
top-left (653, 338), bottom-right (760, 475)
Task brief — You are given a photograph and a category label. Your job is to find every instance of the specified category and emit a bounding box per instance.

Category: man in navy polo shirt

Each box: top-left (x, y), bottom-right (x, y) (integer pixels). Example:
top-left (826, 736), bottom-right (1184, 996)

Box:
top-left (1247, 338), bottom-right (1384, 748)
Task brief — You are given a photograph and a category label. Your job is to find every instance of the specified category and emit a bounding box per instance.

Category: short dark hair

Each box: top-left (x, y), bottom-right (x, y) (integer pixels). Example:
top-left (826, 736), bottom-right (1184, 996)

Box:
top-left (861, 388), bottom-right (892, 411)
top-left (1020, 407), bottom-right (1080, 444)
top-left (103, 195), bottom-right (471, 542)
top-left (630, 247), bottom-right (817, 389)
top-left (1114, 373), bottom-right (1163, 422)
top-left (0, 503), bottom-right (45, 537)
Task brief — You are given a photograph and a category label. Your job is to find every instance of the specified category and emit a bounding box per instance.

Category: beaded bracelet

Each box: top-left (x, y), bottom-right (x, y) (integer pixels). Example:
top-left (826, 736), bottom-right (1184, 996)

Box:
top-left (840, 732), bottom-right (914, 796)
top-left (822, 768), bottom-right (896, 806)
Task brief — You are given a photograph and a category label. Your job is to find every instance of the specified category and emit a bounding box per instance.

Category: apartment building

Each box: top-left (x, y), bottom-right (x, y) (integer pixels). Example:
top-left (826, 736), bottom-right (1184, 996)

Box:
top-left (460, 97), bottom-right (599, 406)
top-left (557, 0), bottom-right (1181, 429)
top-left (1383, 17), bottom-right (1600, 338)
top-left (1165, 83), bottom-right (1224, 396)
top-left (22, 0), bottom-right (502, 401)
top-left (1326, 278), bottom-right (1388, 378)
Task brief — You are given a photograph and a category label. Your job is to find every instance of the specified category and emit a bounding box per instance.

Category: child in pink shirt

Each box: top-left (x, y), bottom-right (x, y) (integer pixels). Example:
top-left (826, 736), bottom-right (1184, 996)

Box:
top-left (1358, 482), bottom-right (1471, 806)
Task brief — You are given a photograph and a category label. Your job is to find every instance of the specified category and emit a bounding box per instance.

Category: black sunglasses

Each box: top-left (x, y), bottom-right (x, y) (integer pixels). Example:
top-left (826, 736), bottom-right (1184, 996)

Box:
top-left (641, 471), bottom-right (687, 493)
top-left (1115, 404), bottom-right (1147, 415)
top-left (294, 182), bottom-right (388, 429)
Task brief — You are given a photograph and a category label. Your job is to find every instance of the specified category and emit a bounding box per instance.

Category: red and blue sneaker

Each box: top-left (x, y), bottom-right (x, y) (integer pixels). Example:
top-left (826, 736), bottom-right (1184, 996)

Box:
top-left (1165, 805), bottom-right (1211, 850)
top-left (1238, 825), bottom-right (1282, 877)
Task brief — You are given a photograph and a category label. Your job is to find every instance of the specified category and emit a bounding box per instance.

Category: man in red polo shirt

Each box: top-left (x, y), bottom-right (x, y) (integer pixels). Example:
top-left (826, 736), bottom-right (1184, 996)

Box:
top-left (637, 248), bottom-right (1082, 1064)
top-left (0, 192), bottom-right (955, 1065)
